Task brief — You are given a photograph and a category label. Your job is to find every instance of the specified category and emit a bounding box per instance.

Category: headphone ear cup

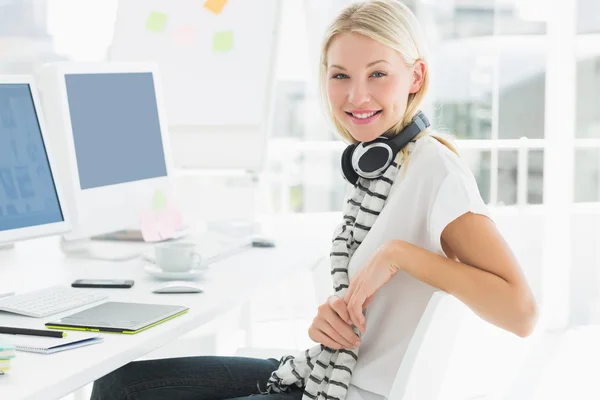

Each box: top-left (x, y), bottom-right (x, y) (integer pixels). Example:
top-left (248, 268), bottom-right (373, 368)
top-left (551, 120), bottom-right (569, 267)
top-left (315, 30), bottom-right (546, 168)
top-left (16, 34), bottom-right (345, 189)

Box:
top-left (341, 144), bottom-right (359, 185)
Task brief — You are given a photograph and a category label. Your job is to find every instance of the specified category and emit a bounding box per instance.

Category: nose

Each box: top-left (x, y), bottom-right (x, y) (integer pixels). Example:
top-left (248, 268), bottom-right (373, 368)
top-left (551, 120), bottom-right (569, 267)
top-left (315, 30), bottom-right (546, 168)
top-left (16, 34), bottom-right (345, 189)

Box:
top-left (348, 80), bottom-right (371, 107)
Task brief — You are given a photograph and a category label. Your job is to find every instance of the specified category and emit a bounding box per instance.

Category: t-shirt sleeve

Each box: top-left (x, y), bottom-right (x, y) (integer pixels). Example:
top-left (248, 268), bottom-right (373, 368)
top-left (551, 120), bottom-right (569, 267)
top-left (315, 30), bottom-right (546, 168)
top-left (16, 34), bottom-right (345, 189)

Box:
top-left (428, 165), bottom-right (492, 250)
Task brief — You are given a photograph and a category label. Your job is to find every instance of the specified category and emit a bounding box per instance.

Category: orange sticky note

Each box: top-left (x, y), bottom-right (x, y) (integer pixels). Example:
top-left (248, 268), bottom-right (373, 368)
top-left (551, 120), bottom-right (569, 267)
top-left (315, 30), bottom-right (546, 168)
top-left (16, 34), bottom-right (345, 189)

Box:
top-left (204, 0), bottom-right (228, 15)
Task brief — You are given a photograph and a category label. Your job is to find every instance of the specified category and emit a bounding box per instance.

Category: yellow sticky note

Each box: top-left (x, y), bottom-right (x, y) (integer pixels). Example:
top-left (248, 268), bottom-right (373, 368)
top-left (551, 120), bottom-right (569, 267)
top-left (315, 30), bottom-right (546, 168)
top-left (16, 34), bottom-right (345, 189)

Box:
top-left (146, 11), bottom-right (168, 33)
top-left (153, 189), bottom-right (167, 211)
top-left (213, 31), bottom-right (233, 52)
top-left (204, 0), bottom-right (228, 15)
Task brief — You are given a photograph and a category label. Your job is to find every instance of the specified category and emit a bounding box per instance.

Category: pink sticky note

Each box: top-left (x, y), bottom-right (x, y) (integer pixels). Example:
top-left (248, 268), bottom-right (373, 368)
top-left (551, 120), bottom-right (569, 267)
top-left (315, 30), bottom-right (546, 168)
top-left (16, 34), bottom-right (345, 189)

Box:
top-left (140, 211), bottom-right (162, 242)
top-left (156, 210), bottom-right (176, 241)
top-left (174, 25), bottom-right (195, 44)
top-left (165, 203), bottom-right (183, 230)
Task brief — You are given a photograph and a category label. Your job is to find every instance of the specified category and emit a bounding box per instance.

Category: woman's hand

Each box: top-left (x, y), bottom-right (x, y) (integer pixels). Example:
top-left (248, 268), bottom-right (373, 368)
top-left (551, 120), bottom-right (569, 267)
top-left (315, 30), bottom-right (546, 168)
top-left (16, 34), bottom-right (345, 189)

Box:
top-left (308, 295), bottom-right (362, 350)
top-left (344, 241), bottom-right (402, 333)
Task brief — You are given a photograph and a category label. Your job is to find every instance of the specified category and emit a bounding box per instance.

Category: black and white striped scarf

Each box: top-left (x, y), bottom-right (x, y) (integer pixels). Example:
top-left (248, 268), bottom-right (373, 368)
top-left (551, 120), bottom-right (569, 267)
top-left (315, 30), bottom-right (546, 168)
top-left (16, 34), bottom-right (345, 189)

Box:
top-left (266, 143), bottom-right (415, 399)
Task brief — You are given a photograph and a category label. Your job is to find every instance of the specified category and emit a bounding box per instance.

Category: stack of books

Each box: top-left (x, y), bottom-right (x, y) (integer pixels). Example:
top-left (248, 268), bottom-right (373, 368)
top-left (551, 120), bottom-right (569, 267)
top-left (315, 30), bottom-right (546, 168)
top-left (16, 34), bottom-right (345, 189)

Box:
top-left (0, 340), bottom-right (15, 374)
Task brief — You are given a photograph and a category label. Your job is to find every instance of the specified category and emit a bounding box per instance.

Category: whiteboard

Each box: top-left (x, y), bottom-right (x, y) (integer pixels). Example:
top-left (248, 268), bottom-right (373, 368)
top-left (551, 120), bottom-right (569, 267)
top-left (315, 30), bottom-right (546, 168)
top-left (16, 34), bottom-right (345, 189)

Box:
top-left (109, 0), bottom-right (281, 127)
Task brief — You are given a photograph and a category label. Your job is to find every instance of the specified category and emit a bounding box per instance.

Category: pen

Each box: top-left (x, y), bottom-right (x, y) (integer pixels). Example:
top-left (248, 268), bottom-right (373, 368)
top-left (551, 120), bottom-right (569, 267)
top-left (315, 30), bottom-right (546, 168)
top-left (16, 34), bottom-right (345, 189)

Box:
top-left (0, 326), bottom-right (66, 338)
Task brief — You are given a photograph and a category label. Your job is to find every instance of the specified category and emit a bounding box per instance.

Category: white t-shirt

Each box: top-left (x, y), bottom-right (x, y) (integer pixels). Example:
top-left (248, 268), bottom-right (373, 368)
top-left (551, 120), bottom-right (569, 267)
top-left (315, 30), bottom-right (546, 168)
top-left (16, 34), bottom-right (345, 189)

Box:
top-left (344, 135), bottom-right (491, 399)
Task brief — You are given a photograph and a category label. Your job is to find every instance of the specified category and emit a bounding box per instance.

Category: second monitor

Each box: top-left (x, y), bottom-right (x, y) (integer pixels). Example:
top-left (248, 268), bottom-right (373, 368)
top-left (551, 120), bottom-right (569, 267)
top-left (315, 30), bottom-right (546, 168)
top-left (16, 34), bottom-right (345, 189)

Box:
top-left (37, 62), bottom-right (176, 252)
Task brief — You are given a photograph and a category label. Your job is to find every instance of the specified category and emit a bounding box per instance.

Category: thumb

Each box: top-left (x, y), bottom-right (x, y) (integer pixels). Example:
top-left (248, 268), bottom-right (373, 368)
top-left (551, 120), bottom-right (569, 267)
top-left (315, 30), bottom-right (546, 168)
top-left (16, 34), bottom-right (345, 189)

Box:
top-left (329, 296), bottom-right (352, 325)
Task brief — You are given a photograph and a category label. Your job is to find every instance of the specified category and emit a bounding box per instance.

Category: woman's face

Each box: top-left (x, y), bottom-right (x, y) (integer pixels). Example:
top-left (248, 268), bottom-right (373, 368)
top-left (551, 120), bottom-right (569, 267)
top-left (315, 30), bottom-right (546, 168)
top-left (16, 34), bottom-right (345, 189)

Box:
top-left (326, 32), bottom-right (425, 143)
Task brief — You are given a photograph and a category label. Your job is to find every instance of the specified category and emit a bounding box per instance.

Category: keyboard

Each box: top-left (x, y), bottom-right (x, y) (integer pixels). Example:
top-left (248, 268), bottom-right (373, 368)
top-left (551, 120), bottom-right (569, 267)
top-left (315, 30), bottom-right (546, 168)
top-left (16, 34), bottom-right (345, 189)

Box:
top-left (0, 285), bottom-right (108, 318)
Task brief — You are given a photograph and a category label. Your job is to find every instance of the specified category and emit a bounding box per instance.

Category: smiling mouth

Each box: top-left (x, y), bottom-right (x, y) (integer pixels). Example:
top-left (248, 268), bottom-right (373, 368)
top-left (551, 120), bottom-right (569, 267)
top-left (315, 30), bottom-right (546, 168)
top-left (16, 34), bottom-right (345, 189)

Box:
top-left (345, 110), bottom-right (383, 119)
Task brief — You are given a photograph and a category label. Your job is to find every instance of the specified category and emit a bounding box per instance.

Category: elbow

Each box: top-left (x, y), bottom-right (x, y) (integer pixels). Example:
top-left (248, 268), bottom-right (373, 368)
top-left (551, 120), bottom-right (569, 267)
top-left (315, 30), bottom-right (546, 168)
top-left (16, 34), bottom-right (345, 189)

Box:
top-left (513, 294), bottom-right (539, 338)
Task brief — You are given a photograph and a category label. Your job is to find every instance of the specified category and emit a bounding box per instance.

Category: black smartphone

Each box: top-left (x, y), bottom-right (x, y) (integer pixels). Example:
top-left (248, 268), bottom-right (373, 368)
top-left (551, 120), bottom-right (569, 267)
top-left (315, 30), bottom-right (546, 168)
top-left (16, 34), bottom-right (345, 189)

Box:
top-left (71, 279), bottom-right (134, 288)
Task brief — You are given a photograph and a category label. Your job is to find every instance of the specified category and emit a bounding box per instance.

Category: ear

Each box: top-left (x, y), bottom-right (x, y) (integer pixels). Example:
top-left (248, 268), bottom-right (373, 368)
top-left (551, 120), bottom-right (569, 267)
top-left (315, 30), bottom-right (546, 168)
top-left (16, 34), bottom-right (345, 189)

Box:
top-left (409, 60), bottom-right (427, 94)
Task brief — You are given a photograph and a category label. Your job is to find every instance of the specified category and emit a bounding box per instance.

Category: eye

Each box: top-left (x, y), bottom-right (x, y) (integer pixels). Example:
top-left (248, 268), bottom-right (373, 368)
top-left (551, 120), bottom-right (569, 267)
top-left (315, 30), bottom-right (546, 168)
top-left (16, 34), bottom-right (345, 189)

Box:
top-left (371, 71), bottom-right (387, 78)
top-left (331, 73), bottom-right (349, 79)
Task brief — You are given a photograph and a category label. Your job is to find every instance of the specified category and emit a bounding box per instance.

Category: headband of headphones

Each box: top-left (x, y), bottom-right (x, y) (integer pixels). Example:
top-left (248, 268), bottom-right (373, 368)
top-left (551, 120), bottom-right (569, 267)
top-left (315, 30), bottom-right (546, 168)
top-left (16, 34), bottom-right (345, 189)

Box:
top-left (377, 110), bottom-right (429, 152)
top-left (340, 111), bottom-right (430, 185)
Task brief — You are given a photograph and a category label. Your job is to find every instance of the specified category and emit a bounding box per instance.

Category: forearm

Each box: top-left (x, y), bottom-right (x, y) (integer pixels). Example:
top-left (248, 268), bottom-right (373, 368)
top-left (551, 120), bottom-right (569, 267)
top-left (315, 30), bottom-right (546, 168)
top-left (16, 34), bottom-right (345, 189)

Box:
top-left (389, 240), bottom-right (537, 337)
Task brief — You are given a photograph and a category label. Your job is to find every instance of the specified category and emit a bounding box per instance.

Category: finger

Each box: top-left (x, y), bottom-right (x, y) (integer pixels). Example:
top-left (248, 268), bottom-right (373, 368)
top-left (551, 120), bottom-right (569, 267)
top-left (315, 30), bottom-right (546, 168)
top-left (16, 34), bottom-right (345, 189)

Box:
top-left (315, 319), bottom-right (356, 349)
top-left (329, 296), bottom-right (352, 325)
top-left (363, 295), bottom-right (375, 309)
top-left (344, 272), bottom-right (361, 303)
top-left (311, 328), bottom-right (344, 350)
top-left (324, 302), bottom-right (361, 345)
top-left (348, 293), bottom-right (367, 333)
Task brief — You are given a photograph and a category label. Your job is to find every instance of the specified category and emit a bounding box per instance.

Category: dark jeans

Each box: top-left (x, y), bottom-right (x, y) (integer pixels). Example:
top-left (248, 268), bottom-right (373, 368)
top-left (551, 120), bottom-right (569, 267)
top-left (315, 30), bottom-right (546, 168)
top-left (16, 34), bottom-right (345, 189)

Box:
top-left (90, 356), bottom-right (303, 400)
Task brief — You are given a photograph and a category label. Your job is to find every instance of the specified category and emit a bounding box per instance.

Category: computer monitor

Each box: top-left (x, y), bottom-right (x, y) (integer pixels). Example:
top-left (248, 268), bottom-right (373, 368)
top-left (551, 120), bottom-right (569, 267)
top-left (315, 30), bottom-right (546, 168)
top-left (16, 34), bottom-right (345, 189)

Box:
top-left (36, 63), bottom-right (175, 248)
top-left (0, 76), bottom-right (70, 244)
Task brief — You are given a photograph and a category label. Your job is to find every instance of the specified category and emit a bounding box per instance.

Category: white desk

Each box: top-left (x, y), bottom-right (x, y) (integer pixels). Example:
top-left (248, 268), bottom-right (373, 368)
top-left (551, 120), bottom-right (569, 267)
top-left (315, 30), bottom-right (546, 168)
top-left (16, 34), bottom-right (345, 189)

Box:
top-left (0, 213), bottom-right (340, 400)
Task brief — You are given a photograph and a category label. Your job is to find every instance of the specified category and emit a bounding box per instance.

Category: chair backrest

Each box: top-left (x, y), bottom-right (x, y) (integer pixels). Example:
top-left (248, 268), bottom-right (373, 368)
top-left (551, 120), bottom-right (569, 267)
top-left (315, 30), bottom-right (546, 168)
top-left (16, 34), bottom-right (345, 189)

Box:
top-left (387, 290), bottom-right (468, 400)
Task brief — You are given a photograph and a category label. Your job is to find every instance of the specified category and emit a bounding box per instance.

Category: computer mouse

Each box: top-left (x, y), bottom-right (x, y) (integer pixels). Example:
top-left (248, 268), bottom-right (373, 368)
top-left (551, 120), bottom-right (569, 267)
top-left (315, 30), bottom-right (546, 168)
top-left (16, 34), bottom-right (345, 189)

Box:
top-left (153, 281), bottom-right (203, 294)
top-left (251, 236), bottom-right (276, 248)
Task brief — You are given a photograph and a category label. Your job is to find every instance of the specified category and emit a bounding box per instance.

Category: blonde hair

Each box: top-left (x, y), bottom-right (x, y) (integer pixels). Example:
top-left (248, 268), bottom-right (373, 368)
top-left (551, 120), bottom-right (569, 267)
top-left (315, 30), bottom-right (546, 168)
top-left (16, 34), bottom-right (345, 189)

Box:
top-left (319, 0), bottom-right (458, 160)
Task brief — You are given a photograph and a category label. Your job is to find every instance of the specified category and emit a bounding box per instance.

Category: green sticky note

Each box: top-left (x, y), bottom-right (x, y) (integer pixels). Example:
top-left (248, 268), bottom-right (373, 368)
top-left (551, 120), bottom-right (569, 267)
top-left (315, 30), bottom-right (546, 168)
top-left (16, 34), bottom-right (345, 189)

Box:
top-left (153, 190), bottom-right (167, 210)
top-left (213, 31), bottom-right (233, 52)
top-left (146, 11), bottom-right (168, 33)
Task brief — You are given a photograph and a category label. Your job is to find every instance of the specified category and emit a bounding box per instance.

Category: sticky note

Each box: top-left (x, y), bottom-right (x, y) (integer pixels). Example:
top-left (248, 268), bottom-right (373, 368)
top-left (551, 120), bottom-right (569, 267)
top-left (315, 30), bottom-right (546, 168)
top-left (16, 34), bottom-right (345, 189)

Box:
top-left (140, 211), bottom-right (162, 242)
top-left (146, 11), bottom-right (168, 32)
top-left (156, 213), bottom-right (176, 241)
top-left (204, 0), bottom-right (228, 15)
top-left (174, 25), bottom-right (195, 44)
top-left (165, 203), bottom-right (184, 230)
top-left (153, 189), bottom-right (167, 210)
top-left (213, 31), bottom-right (233, 52)
top-left (140, 210), bottom-right (177, 242)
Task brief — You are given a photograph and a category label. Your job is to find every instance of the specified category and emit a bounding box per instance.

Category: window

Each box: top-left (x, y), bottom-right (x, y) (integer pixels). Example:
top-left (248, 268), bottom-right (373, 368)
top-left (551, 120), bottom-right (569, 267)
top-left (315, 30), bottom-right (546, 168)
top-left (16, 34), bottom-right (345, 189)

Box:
top-left (0, 0), bottom-right (593, 211)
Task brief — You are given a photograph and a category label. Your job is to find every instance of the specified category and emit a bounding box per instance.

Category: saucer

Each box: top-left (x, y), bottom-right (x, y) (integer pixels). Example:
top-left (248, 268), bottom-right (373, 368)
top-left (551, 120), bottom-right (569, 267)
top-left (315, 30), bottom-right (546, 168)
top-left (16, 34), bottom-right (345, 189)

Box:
top-left (143, 260), bottom-right (207, 281)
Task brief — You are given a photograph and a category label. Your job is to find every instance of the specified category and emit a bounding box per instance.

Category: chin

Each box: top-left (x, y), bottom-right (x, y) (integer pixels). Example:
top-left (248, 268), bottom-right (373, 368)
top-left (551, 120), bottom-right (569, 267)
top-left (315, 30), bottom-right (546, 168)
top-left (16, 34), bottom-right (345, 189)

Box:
top-left (344, 122), bottom-right (386, 143)
top-left (349, 130), bottom-right (379, 143)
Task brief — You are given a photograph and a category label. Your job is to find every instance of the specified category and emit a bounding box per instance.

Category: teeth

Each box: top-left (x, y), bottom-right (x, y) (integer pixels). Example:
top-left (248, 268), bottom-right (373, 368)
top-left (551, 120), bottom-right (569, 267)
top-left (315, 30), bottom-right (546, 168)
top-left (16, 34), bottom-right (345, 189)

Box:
top-left (351, 111), bottom-right (377, 119)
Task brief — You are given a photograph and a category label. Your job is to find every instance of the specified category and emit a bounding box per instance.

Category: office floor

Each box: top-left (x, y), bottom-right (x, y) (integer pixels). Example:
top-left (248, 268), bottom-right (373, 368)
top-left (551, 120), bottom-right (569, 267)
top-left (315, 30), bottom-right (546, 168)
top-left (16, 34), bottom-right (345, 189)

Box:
top-left (63, 264), bottom-right (599, 400)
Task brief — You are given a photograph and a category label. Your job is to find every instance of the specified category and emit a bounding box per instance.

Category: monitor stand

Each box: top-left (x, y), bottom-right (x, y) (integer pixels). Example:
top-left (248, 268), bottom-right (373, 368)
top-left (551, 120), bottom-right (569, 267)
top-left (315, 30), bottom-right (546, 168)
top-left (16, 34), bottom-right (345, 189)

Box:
top-left (59, 237), bottom-right (146, 262)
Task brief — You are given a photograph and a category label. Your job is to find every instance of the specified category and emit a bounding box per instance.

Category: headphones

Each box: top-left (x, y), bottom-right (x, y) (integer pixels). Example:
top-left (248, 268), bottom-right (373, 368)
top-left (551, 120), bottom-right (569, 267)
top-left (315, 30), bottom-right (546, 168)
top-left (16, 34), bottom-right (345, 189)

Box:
top-left (340, 110), bottom-right (430, 185)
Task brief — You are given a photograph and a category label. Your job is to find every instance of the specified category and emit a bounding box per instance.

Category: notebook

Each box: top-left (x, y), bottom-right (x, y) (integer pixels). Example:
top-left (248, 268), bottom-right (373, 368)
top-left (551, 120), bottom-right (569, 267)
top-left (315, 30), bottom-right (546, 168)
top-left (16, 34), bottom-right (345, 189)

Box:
top-left (0, 332), bottom-right (103, 354)
top-left (0, 341), bottom-right (15, 358)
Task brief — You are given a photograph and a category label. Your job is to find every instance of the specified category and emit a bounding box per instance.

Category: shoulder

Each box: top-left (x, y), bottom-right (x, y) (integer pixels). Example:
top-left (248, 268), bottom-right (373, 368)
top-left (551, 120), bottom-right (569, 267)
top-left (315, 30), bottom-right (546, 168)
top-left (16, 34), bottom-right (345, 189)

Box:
top-left (408, 136), bottom-right (490, 249)
top-left (404, 135), bottom-right (476, 189)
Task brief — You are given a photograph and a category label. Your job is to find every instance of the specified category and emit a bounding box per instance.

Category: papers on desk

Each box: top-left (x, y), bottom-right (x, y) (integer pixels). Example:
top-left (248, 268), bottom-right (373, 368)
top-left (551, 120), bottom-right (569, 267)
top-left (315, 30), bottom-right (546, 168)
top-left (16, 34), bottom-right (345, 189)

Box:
top-left (0, 340), bottom-right (15, 374)
top-left (0, 332), bottom-right (102, 355)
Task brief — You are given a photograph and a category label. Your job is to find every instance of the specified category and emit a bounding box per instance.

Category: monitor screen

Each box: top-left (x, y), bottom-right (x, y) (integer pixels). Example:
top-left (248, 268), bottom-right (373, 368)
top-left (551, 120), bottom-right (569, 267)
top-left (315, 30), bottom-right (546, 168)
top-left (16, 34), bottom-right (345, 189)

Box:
top-left (0, 84), bottom-right (64, 231)
top-left (64, 72), bottom-right (168, 190)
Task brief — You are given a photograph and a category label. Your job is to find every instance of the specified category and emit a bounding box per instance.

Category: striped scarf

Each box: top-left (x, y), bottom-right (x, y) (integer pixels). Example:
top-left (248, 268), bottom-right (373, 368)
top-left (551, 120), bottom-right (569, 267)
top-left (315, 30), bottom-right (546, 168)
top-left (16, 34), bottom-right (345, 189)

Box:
top-left (266, 143), bottom-right (414, 399)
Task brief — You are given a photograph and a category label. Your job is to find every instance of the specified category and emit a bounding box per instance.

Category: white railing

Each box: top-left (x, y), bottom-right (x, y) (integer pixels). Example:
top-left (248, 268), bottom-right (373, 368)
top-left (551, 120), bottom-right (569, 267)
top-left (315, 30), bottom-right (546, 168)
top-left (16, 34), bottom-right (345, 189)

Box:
top-left (173, 136), bottom-right (600, 214)
top-left (262, 136), bottom-right (600, 211)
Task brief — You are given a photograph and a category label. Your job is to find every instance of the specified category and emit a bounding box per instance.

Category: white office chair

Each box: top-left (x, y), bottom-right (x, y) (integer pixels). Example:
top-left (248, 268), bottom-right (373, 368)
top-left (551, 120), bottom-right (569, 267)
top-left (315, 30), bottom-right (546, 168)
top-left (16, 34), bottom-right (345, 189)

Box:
top-left (387, 290), bottom-right (468, 400)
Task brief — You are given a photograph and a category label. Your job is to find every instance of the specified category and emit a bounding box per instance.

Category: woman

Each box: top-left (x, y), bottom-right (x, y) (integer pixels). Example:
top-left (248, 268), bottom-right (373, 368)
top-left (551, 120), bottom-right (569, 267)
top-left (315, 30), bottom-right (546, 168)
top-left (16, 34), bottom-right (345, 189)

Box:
top-left (91, 1), bottom-right (537, 399)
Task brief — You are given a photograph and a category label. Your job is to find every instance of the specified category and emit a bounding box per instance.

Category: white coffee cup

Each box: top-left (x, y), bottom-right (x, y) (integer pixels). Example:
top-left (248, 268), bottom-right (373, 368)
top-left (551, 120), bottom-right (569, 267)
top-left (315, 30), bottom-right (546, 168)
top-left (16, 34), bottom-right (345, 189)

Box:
top-left (154, 242), bottom-right (202, 272)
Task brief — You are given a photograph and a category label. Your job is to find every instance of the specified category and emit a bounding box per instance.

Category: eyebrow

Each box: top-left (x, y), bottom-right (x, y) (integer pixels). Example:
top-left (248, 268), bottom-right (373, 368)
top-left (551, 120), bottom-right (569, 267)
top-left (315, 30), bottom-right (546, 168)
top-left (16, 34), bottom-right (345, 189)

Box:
top-left (329, 60), bottom-right (390, 70)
